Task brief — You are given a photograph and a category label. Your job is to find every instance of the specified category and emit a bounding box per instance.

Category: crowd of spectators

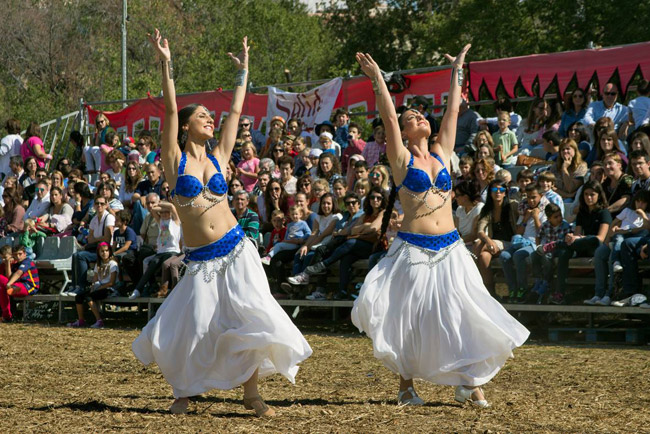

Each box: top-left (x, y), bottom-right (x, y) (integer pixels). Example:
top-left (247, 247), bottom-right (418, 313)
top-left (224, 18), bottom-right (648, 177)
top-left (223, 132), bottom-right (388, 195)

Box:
top-left (2, 79), bottom-right (650, 324)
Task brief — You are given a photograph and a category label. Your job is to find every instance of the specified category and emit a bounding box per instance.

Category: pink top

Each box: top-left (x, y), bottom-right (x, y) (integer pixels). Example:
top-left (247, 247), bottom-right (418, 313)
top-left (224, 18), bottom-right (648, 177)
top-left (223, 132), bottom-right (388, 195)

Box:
top-left (100, 144), bottom-right (114, 172)
top-left (237, 157), bottom-right (260, 192)
top-left (21, 137), bottom-right (47, 168)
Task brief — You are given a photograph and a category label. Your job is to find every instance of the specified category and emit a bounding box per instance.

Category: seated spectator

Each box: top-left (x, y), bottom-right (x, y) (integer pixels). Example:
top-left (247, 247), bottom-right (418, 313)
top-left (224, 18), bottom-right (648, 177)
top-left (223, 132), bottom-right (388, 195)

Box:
top-left (111, 209), bottom-right (137, 286)
top-left (584, 117), bottom-right (615, 165)
top-left (583, 83), bottom-right (628, 131)
top-left (269, 141), bottom-right (286, 165)
top-left (362, 123), bottom-right (387, 167)
top-left (517, 97), bottom-right (559, 158)
top-left (345, 154), bottom-right (364, 189)
top-left (105, 150), bottom-right (126, 190)
top-left (529, 203), bottom-right (572, 303)
top-left (227, 177), bottom-right (244, 204)
top-left (354, 178), bottom-right (370, 206)
top-left (23, 180), bottom-right (50, 221)
top-left (537, 172), bottom-right (565, 215)
top-left (294, 148), bottom-right (311, 178)
top-left (566, 122), bottom-right (592, 160)
top-left (262, 179), bottom-right (292, 232)
top-left (472, 157), bottom-right (495, 202)
top-left (67, 242), bottom-right (118, 328)
top-left (0, 245), bottom-right (40, 322)
top-left (19, 219), bottom-right (46, 259)
top-left (50, 170), bottom-right (69, 203)
top-left (500, 183), bottom-right (548, 303)
top-left (278, 155), bottom-right (297, 194)
top-left (453, 180), bottom-right (484, 244)
top-left (316, 153), bottom-right (343, 189)
top-left (259, 157), bottom-right (279, 179)
top-left (38, 186), bottom-right (73, 234)
top-left (236, 141), bottom-right (260, 192)
top-left (20, 157), bottom-right (38, 190)
top-left (559, 88), bottom-right (589, 137)
top-left (99, 131), bottom-right (119, 172)
top-left (476, 142), bottom-right (502, 173)
top-left (629, 132), bottom-right (650, 156)
top-left (0, 187), bottom-right (25, 236)
top-left (495, 169), bottom-right (512, 186)
top-left (541, 130), bottom-right (561, 161)
top-left (231, 190), bottom-right (260, 243)
top-left (295, 192), bottom-right (316, 229)
top-left (368, 164), bottom-right (390, 195)
top-left (290, 135), bottom-right (307, 159)
top-left (131, 163), bottom-right (164, 231)
top-left (590, 189), bottom-right (650, 306)
top-left (120, 161), bottom-right (143, 206)
top-left (492, 113), bottom-right (519, 167)
top-left (157, 253), bottom-right (184, 298)
top-left (619, 229), bottom-right (650, 304)
top-left (551, 181), bottom-right (611, 305)
top-left (4, 156), bottom-right (24, 188)
top-left (549, 139), bottom-right (588, 202)
top-left (129, 201), bottom-right (181, 299)
top-left (123, 193), bottom-right (160, 280)
top-left (136, 132), bottom-right (157, 164)
top-left (623, 80), bottom-right (650, 135)
top-left (97, 180), bottom-right (123, 215)
top-left (596, 129), bottom-right (629, 169)
top-left (265, 210), bottom-right (286, 255)
top-left (602, 152), bottom-right (633, 214)
top-left (629, 150), bottom-right (650, 194)
top-left (312, 120), bottom-right (336, 147)
top-left (22, 167), bottom-right (48, 207)
top-left (261, 205), bottom-right (311, 265)
top-left (456, 154), bottom-right (473, 182)
top-left (67, 197), bottom-right (115, 296)
top-left (70, 182), bottom-right (94, 230)
top-left (474, 179), bottom-right (518, 294)
top-left (332, 178), bottom-right (348, 210)
top-left (341, 123), bottom-right (366, 170)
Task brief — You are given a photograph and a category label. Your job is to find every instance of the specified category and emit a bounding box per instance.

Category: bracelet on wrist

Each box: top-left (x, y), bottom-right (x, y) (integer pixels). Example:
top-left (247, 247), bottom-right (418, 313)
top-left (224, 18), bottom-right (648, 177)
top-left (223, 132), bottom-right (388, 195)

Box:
top-left (161, 59), bottom-right (174, 79)
top-left (235, 69), bottom-right (247, 87)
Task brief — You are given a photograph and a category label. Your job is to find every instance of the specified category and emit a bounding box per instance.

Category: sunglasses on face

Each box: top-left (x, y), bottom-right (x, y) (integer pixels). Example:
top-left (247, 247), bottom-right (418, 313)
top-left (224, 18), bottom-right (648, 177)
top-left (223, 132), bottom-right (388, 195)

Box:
top-left (573, 94), bottom-right (584, 98)
top-left (271, 187), bottom-right (281, 191)
top-left (604, 92), bottom-right (618, 96)
top-left (369, 173), bottom-right (381, 178)
top-left (490, 187), bottom-right (506, 193)
top-left (273, 148), bottom-right (284, 153)
top-left (35, 188), bottom-right (45, 192)
top-left (95, 201), bottom-right (107, 206)
top-left (345, 200), bottom-right (358, 206)
top-left (369, 195), bottom-right (383, 201)
top-left (240, 123), bottom-right (250, 127)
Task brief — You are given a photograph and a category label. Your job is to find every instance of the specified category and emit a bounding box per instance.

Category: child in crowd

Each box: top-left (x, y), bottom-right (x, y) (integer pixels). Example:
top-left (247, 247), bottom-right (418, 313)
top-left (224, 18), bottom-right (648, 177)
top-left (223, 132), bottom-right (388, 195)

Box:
top-left (0, 245), bottom-right (40, 322)
top-left (353, 160), bottom-right (369, 184)
top-left (295, 148), bottom-right (312, 177)
top-left (265, 210), bottom-right (287, 255)
top-left (494, 169), bottom-right (512, 186)
top-left (492, 112), bottom-right (519, 166)
top-left (586, 190), bottom-right (650, 306)
top-left (457, 154), bottom-right (474, 182)
top-left (129, 201), bottom-right (182, 299)
top-left (20, 219), bottom-right (47, 260)
top-left (530, 203), bottom-right (572, 304)
top-left (261, 206), bottom-right (311, 265)
top-left (510, 168), bottom-right (535, 202)
top-left (537, 171), bottom-right (565, 216)
top-left (112, 209), bottom-right (137, 289)
top-left (500, 183), bottom-right (549, 303)
top-left (0, 246), bottom-right (13, 280)
top-left (354, 179), bottom-right (370, 205)
top-left (67, 242), bottom-right (118, 328)
top-left (237, 142), bottom-right (260, 192)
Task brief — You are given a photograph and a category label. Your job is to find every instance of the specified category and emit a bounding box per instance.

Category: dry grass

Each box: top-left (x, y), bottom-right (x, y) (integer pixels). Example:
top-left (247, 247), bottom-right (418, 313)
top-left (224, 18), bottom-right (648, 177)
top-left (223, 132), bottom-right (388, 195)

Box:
top-left (1, 321), bottom-right (649, 433)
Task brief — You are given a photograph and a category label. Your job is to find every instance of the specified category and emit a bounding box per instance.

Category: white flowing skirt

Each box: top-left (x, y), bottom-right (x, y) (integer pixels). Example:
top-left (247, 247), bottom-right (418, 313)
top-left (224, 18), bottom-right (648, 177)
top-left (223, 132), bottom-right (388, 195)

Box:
top-left (132, 239), bottom-right (313, 398)
top-left (352, 238), bottom-right (529, 387)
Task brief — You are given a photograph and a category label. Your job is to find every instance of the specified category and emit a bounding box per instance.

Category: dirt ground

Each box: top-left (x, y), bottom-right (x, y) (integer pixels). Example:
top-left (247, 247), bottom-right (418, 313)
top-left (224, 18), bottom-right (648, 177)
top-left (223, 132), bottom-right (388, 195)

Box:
top-left (1, 320), bottom-right (648, 433)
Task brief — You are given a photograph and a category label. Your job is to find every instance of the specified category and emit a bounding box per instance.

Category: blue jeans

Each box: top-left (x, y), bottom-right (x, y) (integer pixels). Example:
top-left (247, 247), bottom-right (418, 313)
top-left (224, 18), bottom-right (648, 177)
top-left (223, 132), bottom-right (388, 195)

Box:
top-left (531, 250), bottom-right (555, 283)
top-left (620, 236), bottom-right (650, 297)
top-left (72, 250), bottom-right (98, 288)
top-left (129, 201), bottom-right (147, 233)
top-left (594, 231), bottom-right (649, 298)
top-left (500, 238), bottom-right (536, 292)
top-left (320, 238), bottom-right (374, 294)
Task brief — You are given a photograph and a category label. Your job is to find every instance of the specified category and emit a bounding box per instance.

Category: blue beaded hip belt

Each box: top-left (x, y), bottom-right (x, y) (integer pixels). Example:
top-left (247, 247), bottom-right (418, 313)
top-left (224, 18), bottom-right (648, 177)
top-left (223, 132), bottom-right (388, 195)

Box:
top-left (183, 225), bottom-right (245, 263)
top-left (396, 229), bottom-right (461, 251)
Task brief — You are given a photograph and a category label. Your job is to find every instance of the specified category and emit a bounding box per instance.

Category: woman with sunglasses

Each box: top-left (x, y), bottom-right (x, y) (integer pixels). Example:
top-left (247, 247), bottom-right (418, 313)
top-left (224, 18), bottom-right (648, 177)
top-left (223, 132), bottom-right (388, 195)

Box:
top-left (559, 88), bottom-right (589, 138)
top-left (133, 30), bottom-right (310, 417)
top-left (119, 161), bottom-right (143, 206)
top-left (352, 48), bottom-right (528, 408)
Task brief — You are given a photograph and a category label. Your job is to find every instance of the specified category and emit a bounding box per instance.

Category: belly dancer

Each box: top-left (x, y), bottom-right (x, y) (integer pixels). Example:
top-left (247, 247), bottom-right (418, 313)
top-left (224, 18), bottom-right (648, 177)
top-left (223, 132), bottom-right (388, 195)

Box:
top-left (132, 30), bottom-right (312, 416)
top-left (351, 46), bottom-right (529, 408)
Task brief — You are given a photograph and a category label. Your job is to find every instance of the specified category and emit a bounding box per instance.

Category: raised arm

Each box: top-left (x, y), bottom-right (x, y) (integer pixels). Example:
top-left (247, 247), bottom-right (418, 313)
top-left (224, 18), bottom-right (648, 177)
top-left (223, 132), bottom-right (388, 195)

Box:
top-left (214, 37), bottom-right (250, 161)
top-left (148, 29), bottom-right (180, 179)
top-left (435, 44), bottom-right (472, 160)
top-left (355, 53), bottom-right (407, 167)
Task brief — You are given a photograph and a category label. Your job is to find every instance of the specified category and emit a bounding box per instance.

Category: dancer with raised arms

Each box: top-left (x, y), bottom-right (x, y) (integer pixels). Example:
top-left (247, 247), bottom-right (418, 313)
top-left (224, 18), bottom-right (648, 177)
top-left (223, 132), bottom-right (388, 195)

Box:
top-left (351, 47), bottom-right (529, 407)
top-left (132, 29), bottom-right (312, 417)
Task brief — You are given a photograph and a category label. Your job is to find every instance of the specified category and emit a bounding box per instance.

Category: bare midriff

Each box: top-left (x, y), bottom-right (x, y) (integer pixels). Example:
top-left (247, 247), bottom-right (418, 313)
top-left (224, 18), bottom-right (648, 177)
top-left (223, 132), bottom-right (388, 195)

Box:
top-left (175, 193), bottom-right (238, 248)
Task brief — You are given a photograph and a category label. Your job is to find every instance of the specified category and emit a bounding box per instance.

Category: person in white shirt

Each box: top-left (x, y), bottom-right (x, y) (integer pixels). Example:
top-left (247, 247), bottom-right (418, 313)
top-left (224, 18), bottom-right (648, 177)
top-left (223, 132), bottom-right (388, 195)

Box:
top-left (23, 180), bottom-right (51, 221)
top-left (453, 180), bottom-right (484, 243)
top-left (0, 118), bottom-right (23, 179)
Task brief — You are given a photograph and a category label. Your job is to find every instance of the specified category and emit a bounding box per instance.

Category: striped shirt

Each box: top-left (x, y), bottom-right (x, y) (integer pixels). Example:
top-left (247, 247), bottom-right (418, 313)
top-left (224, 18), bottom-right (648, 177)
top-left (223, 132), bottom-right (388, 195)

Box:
top-left (14, 259), bottom-right (40, 294)
top-left (231, 207), bottom-right (260, 240)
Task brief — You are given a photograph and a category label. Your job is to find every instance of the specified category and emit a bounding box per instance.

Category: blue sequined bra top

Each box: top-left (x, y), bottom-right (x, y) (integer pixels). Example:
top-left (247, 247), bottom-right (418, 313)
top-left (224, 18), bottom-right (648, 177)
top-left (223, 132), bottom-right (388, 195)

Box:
top-left (396, 152), bottom-right (452, 193)
top-left (171, 152), bottom-right (228, 198)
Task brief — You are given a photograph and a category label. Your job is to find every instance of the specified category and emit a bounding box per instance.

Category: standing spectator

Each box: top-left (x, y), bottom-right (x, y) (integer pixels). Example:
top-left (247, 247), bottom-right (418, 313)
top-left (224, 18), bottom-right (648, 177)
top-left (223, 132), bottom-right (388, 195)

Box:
top-left (551, 181), bottom-right (611, 304)
top-left (236, 141), bottom-right (260, 192)
top-left (455, 99), bottom-right (481, 153)
top-left (231, 190), bottom-right (260, 243)
top-left (21, 122), bottom-right (52, 169)
top-left (623, 80), bottom-right (650, 133)
top-left (549, 139), bottom-right (588, 202)
top-left (341, 123), bottom-right (366, 171)
top-left (0, 245), bottom-right (39, 322)
top-left (583, 83), bottom-right (628, 131)
top-left (492, 113), bottom-right (518, 166)
top-left (67, 242), bottom-right (118, 328)
top-left (286, 118), bottom-right (311, 147)
top-left (362, 124), bottom-right (387, 167)
top-left (0, 118), bottom-right (23, 179)
top-left (3, 156), bottom-right (24, 188)
top-left (129, 201), bottom-right (181, 299)
top-left (559, 88), bottom-right (589, 137)
top-left (239, 117), bottom-right (266, 152)
top-left (67, 197), bottom-right (115, 295)
top-left (333, 108), bottom-right (350, 149)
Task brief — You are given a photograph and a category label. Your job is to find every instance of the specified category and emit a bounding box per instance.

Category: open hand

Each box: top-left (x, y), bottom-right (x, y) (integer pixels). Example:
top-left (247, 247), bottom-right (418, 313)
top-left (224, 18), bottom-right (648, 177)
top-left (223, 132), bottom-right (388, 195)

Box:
top-left (148, 28), bottom-right (171, 62)
top-left (444, 44), bottom-right (471, 69)
top-left (355, 52), bottom-right (382, 81)
top-left (228, 36), bottom-right (249, 70)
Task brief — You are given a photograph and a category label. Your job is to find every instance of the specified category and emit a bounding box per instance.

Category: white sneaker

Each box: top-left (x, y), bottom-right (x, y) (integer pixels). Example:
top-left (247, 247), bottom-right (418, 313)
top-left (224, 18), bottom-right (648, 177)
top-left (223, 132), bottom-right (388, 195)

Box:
top-left (305, 290), bottom-right (326, 300)
top-left (583, 295), bottom-right (601, 305)
top-left (613, 261), bottom-right (623, 273)
top-left (639, 303), bottom-right (650, 309)
top-left (595, 296), bottom-right (611, 306)
top-left (128, 289), bottom-right (141, 300)
top-left (287, 273), bottom-right (310, 285)
top-left (260, 256), bottom-right (271, 266)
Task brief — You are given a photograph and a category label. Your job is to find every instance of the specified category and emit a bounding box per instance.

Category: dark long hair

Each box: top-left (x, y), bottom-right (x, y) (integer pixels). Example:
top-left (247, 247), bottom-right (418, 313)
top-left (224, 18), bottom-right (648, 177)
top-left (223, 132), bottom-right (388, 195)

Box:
top-left (578, 180), bottom-right (609, 215)
top-left (479, 179), bottom-right (511, 220)
top-left (264, 179), bottom-right (289, 222)
top-left (363, 186), bottom-right (387, 216)
top-left (177, 104), bottom-right (203, 150)
top-left (317, 192), bottom-right (340, 216)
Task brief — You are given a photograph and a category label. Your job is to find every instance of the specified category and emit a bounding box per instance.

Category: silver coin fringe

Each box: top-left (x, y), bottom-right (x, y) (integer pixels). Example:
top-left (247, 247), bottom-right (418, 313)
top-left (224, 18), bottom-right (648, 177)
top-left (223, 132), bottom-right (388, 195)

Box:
top-left (183, 237), bottom-right (247, 283)
top-left (402, 185), bottom-right (451, 219)
top-left (173, 186), bottom-right (227, 211)
top-left (386, 238), bottom-right (463, 268)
